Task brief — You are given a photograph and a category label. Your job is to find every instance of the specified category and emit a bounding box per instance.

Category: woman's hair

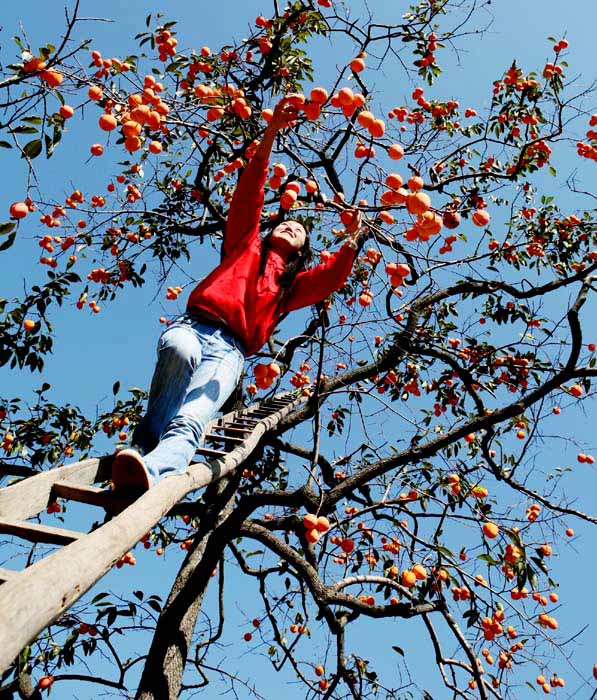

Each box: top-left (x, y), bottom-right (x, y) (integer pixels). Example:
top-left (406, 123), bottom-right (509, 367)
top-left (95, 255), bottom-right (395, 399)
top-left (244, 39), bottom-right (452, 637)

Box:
top-left (259, 221), bottom-right (314, 292)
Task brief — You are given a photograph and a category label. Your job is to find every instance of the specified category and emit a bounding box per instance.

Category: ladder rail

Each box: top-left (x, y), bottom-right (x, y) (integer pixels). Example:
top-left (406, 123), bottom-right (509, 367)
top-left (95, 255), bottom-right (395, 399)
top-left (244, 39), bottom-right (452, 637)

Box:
top-left (0, 568), bottom-right (17, 584)
top-left (0, 390), bottom-right (303, 674)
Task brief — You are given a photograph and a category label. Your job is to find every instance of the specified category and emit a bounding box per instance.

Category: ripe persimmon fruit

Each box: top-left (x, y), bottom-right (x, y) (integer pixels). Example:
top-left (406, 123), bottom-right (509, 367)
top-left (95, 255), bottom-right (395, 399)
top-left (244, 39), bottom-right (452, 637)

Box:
top-left (9, 202), bottom-right (28, 219)
top-left (40, 69), bottom-right (63, 88)
top-left (350, 57), bottom-right (365, 72)
top-left (88, 85), bottom-right (103, 101)
top-left (316, 516), bottom-right (330, 532)
top-left (38, 676), bottom-right (54, 689)
top-left (406, 192), bottom-right (431, 215)
top-left (369, 119), bottom-right (385, 137)
top-left (303, 513), bottom-right (318, 529)
top-left (483, 522), bottom-right (499, 539)
top-left (407, 175), bottom-right (424, 191)
top-left (305, 528), bottom-right (320, 544)
top-left (357, 110), bottom-right (375, 128)
top-left (401, 569), bottom-right (417, 587)
top-left (472, 209), bottom-right (490, 227)
top-left (310, 87), bottom-right (328, 104)
top-left (99, 114), bottom-right (117, 131)
top-left (385, 173), bottom-right (403, 189)
top-left (388, 144), bottom-right (404, 160)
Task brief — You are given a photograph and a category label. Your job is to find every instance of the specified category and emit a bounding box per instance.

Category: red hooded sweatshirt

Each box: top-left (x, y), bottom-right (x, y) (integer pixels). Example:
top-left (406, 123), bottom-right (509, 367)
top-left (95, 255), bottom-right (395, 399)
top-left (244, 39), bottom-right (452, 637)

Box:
top-left (186, 152), bottom-right (357, 356)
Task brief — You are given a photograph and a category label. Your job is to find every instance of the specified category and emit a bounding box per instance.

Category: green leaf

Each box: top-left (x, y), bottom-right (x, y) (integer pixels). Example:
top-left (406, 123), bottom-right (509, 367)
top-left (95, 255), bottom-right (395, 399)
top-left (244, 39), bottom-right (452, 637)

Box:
top-left (91, 592), bottom-right (109, 604)
top-left (22, 139), bottom-right (42, 159)
top-left (477, 553), bottom-right (500, 565)
top-left (0, 222), bottom-right (16, 235)
top-left (40, 44), bottom-right (56, 58)
top-left (45, 126), bottom-right (62, 158)
top-left (147, 599), bottom-right (162, 613)
top-left (133, 590), bottom-right (144, 600)
top-left (113, 380), bottom-right (120, 395)
top-left (44, 134), bottom-right (53, 159)
top-left (10, 125), bottom-right (38, 134)
top-left (106, 608), bottom-right (117, 626)
top-left (0, 141), bottom-right (12, 149)
top-left (392, 645), bottom-right (405, 656)
top-left (0, 232), bottom-right (16, 252)
top-left (18, 644), bottom-right (31, 665)
top-left (527, 564), bottom-right (538, 590)
top-left (463, 609), bottom-right (480, 628)
top-left (22, 116), bottom-right (42, 125)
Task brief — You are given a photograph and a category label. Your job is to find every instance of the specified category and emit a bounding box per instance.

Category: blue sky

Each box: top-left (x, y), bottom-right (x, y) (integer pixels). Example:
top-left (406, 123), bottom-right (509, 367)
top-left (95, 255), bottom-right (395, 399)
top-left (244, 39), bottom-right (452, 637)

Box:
top-left (0, 1), bottom-right (596, 698)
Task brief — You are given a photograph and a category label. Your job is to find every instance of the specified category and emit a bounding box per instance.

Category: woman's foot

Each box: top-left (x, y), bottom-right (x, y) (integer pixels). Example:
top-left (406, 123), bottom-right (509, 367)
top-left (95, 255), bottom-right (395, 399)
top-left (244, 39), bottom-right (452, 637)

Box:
top-left (111, 448), bottom-right (153, 492)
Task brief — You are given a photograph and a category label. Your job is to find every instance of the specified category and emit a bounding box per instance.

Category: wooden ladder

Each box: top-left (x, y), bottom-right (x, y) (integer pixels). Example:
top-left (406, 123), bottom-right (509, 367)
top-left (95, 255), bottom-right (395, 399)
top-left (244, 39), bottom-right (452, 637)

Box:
top-left (0, 390), bottom-right (303, 674)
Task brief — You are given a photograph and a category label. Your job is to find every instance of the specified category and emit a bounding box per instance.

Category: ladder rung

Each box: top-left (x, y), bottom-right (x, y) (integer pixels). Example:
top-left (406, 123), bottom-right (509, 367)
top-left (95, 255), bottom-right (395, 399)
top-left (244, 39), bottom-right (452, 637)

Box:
top-left (0, 567), bottom-right (18, 584)
top-left (0, 518), bottom-right (83, 545)
top-left (213, 425), bottom-right (252, 434)
top-left (0, 455), bottom-right (113, 522)
top-left (195, 447), bottom-right (228, 459)
top-left (204, 434), bottom-right (244, 443)
top-left (51, 481), bottom-right (134, 511)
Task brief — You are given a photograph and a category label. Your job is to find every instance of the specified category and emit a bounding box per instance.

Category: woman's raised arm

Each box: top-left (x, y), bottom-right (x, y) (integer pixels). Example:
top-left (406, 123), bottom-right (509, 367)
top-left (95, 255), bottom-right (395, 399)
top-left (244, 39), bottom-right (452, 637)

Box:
top-left (222, 96), bottom-right (300, 258)
top-left (221, 152), bottom-right (270, 258)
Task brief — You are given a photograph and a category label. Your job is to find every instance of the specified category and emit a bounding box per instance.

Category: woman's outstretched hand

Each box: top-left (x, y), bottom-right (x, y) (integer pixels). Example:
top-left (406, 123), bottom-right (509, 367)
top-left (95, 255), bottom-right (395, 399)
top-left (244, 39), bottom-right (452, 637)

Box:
top-left (269, 94), bottom-right (301, 131)
top-left (344, 208), bottom-right (364, 248)
top-left (254, 95), bottom-right (301, 161)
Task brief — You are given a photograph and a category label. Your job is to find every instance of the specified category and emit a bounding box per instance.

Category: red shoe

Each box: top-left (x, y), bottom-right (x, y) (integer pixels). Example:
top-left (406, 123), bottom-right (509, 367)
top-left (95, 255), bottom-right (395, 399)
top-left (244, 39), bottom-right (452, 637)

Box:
top-left (111, 448), bottom-right (152, 492)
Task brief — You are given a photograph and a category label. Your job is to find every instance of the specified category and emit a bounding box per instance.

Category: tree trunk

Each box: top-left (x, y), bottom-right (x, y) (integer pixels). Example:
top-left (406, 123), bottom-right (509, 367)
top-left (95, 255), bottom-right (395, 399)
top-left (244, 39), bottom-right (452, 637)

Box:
top-left (135, 474), bottom-right (240, 700)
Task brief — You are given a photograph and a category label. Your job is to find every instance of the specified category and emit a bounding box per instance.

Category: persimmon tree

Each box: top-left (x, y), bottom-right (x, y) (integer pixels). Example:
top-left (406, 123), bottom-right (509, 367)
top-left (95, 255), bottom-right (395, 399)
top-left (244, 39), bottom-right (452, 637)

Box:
top-left (1, 1), bottom-right (597, 699)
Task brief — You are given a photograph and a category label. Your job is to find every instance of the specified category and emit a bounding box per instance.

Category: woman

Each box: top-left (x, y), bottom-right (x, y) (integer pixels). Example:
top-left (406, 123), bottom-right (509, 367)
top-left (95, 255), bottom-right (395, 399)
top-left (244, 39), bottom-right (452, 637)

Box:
top-left (111, 96), bottom-right (363, 491)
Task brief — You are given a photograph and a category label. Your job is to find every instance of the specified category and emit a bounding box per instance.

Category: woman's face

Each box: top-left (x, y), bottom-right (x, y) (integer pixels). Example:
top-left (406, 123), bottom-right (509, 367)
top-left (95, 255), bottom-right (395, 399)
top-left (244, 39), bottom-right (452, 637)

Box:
top-left (270, 220), bottom-right (306, 256)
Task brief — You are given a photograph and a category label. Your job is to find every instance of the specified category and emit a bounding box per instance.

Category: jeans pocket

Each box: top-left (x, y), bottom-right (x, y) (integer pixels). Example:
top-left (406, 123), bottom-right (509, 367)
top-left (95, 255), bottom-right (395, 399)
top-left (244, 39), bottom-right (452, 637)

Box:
top-left (157, 316), bottom-right (192, 351)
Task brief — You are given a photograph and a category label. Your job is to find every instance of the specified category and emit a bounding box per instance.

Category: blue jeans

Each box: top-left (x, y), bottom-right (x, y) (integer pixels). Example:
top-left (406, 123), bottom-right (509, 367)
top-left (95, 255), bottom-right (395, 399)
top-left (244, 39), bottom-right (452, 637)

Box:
top-left (130, 312), bottom-right (246, 484)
